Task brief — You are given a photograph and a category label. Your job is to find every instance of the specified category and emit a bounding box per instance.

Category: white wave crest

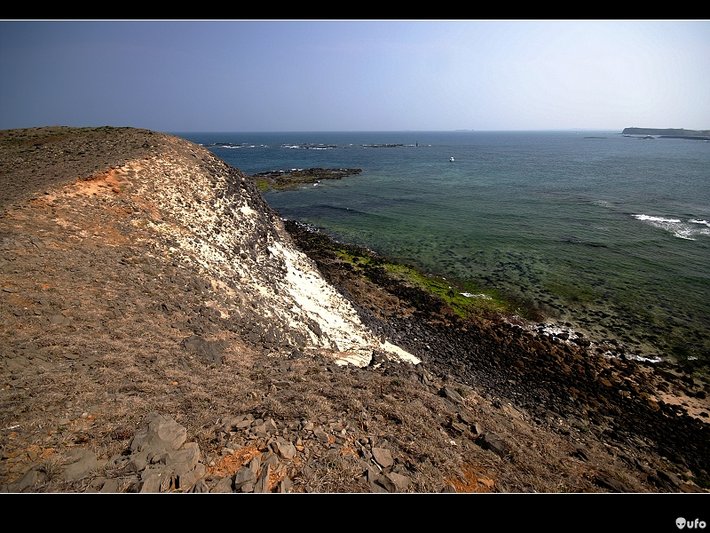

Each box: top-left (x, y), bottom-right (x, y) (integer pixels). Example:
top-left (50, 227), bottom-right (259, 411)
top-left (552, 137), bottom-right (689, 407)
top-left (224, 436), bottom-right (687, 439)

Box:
top-left (689, 219), bottom-right (710, 228)
top-left (460, 292), bottom-right (492, 300)
top-left (633, 214), bottom-right (681, 224)
top-left (632, 214), bottom-right (710, 241)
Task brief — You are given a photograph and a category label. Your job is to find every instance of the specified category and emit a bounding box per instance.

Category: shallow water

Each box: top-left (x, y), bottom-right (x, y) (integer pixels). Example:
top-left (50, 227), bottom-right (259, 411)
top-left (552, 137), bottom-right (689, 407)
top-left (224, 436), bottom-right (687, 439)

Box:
top-left (180, 131), bottom-right (710, 367)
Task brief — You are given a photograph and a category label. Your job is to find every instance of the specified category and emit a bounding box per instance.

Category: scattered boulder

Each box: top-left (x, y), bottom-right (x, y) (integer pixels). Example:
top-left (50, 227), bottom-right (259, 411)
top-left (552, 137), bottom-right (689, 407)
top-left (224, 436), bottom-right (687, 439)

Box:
top-left (385, 472), bottom-right (411, 492)
top-left (165, 442), bottom-right (200, 472)
top-left (248, 455), bottom-right (262, 476)
top-left (447, 419), bottom-right (468, 434)
top-left (476, 433), bottom-right (511, 460)
top-left (13, 467), bottom-right (48, 492)
top-left (372, 447), bottom-right (394, 469)
top-left (655, 469), bottom-right (682, 490)
top-left (131, 412), bottom-right (187, 455)
top-left (63, 449), bottom-right (99, 481)
top-left (372, 471), bottom-right (410, 493)
top-left (570, 447), bottom-right (589, 462)
top-left (457, 410), bottom-right (476, 426)
top-left (253, 464), bottom-right (271, 493)
top-left (440, 386), bottom-right (465, 405)
top-left (140, 466), bottom-right (173, 493)
top-left (190, 480), bottom-right (210, 493)
top-left (99, 478), bottom-right (120, 493)
top-left (210, 476), bottom-right (235, 493)
top-left (177, 463), bottom-right (206, 490)
top-left (126, 413), bottom-right (206, 492)
top-left (313, 427), bottom-right (330, 444)
top-left (274, 439), bottom-right (297, 460)
top-left (278, 477), bottom-right (293, 493)
top-left (233, 466), bottom-right (256, 489)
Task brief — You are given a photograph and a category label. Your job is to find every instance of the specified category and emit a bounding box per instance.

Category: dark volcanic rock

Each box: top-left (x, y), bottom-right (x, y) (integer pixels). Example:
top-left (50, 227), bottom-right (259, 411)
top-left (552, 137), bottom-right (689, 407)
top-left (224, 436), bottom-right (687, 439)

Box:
top-left (440, 386), bottom-right (465, 405)
top-left (250, 167), bottom-right (362, 191)
top-left (476, 433), bottom-right (511, 460)
top-left (593, 472), bottom-right (633, 493)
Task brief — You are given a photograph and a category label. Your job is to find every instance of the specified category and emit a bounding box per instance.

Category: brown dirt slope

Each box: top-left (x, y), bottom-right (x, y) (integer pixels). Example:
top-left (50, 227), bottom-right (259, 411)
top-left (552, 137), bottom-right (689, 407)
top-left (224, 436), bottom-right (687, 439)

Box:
top-left (0, 127), bottom-right (707, 493)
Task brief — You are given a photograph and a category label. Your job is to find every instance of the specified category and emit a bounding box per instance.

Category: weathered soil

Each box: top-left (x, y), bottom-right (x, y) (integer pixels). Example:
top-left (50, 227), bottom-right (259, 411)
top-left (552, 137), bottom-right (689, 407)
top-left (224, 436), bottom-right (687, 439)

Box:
top-left (1, 127), bottom-right (708, 493)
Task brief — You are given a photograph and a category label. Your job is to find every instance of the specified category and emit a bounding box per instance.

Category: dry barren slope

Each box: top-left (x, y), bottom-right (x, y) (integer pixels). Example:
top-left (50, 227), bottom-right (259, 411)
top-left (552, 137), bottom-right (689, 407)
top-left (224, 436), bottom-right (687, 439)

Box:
top-left (0, 127), bottom-right (704, 493)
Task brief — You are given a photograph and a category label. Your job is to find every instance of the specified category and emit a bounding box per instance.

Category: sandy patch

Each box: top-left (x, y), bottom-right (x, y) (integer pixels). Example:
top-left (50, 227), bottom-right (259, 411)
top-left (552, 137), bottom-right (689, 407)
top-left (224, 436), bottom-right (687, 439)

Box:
top-left (73, 168), bottom-right (127, 196)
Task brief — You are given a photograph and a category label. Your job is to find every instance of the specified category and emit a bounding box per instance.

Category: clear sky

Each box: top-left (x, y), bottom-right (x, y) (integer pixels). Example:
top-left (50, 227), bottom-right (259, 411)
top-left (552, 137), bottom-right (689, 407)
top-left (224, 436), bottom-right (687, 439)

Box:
top-left (1, 20), bottom-right (709, 132)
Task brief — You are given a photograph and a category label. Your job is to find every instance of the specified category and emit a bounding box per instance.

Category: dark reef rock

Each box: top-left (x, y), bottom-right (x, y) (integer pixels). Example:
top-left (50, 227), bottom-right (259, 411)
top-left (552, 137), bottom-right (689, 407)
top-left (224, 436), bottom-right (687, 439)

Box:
top-left (250, 167), bottom-right (362, 191)
top-left (362, 143), bottom-right (404, 148)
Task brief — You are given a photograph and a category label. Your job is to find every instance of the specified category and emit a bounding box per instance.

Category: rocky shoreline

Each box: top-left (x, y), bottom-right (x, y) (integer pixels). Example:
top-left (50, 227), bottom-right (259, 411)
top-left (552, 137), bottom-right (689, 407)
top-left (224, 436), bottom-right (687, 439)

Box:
top-left (284, 220), bottom-right (710, 482)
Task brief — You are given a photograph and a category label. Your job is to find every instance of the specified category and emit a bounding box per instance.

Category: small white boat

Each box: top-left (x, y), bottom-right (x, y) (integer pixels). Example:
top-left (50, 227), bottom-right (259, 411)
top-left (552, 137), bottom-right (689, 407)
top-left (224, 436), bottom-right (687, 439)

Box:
top-left (449, 156), bottom-right (455, 162)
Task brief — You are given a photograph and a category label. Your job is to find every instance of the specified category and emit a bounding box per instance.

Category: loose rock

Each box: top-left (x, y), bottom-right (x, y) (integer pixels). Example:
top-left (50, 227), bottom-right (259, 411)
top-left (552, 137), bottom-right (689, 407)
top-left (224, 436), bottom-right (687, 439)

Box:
top-left (476, 433), bottom-right (511, 460)
top-left (210, 476), bottom-right (235, 493)
top-left (372, 447), bottom-right (394, 469)
top-left (63, 449), bottom-right (99, 481)
top-left (131, 412), bottom-right (187, 455)
top-left (440, 386), bottom-right (465, 405)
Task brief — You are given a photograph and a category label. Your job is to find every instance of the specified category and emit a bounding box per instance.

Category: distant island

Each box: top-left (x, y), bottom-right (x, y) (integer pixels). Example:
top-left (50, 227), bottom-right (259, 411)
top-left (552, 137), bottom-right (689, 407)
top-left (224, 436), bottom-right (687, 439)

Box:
top-left (622, 127), bottom-right (710, 140)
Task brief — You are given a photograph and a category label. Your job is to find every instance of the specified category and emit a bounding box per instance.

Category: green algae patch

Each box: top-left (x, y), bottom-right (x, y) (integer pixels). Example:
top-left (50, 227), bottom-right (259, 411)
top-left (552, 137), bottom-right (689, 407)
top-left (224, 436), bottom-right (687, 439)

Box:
top-left (381, 261), bottom-right (509, 319)
top-left (255, 178), bottom-right (271, 193)
top-left (251, 168), bottom-right (362, 192)
top-left (333, 243), bottom-right (510, 319)
top-left (286, 222), bottom-right (547, 323)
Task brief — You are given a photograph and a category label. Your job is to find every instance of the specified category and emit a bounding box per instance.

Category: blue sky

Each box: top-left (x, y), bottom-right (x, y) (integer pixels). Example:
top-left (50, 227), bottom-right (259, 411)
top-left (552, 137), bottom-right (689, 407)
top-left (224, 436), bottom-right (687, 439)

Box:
top-left (1, 20), bottom-right (708, 131)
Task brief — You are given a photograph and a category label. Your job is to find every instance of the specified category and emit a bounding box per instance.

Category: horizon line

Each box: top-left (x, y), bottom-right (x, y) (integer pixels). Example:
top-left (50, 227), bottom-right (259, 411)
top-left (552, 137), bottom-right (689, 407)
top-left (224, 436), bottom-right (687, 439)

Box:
top-left (169, 128), bottom-right (629, 134)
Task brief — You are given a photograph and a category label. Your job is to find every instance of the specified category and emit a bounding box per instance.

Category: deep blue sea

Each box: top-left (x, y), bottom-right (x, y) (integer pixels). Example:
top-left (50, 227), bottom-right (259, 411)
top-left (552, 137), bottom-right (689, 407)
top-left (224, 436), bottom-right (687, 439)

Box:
top-left (178, 131), bottom-right (710, 367)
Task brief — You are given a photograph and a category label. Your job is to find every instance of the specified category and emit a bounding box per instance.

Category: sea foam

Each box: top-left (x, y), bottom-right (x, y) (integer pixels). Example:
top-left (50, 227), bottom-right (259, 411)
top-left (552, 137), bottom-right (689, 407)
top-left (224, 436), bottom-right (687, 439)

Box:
top-left (632, 214), bottom-right (710, 241)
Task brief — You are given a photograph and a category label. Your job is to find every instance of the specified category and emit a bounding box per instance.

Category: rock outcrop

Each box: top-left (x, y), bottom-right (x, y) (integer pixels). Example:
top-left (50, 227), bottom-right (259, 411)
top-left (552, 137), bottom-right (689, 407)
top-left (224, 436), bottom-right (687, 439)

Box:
top-left (250, 167), bottom-right (362, 191)
top-left (125, 136), bottom-right (416, 367)
top-left (0, 128), bottom-right (414, 368)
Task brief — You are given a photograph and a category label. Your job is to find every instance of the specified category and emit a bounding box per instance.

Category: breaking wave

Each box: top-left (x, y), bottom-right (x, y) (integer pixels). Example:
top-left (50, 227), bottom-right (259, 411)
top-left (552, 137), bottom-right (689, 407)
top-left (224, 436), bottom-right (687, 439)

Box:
top-left (632, 214), bottom-right (710, 241)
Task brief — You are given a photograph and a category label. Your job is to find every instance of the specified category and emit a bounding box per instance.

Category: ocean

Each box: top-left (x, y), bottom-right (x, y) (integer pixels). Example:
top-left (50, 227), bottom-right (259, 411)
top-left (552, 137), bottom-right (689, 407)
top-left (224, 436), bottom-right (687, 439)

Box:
top-left (179, 131), bottom-right (710, 368)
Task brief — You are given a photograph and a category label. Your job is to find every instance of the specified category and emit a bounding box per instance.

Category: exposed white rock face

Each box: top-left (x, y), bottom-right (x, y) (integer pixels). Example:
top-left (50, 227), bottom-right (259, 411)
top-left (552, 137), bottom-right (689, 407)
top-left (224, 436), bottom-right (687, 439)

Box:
top-left (127, 135), bottom-right (418, 367)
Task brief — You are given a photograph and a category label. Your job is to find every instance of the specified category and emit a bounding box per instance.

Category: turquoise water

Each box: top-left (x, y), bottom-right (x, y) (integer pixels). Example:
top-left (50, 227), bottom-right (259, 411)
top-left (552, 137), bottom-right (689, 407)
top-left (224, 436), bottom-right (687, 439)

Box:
top-left (180, 131), bottom-right (710, 367)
